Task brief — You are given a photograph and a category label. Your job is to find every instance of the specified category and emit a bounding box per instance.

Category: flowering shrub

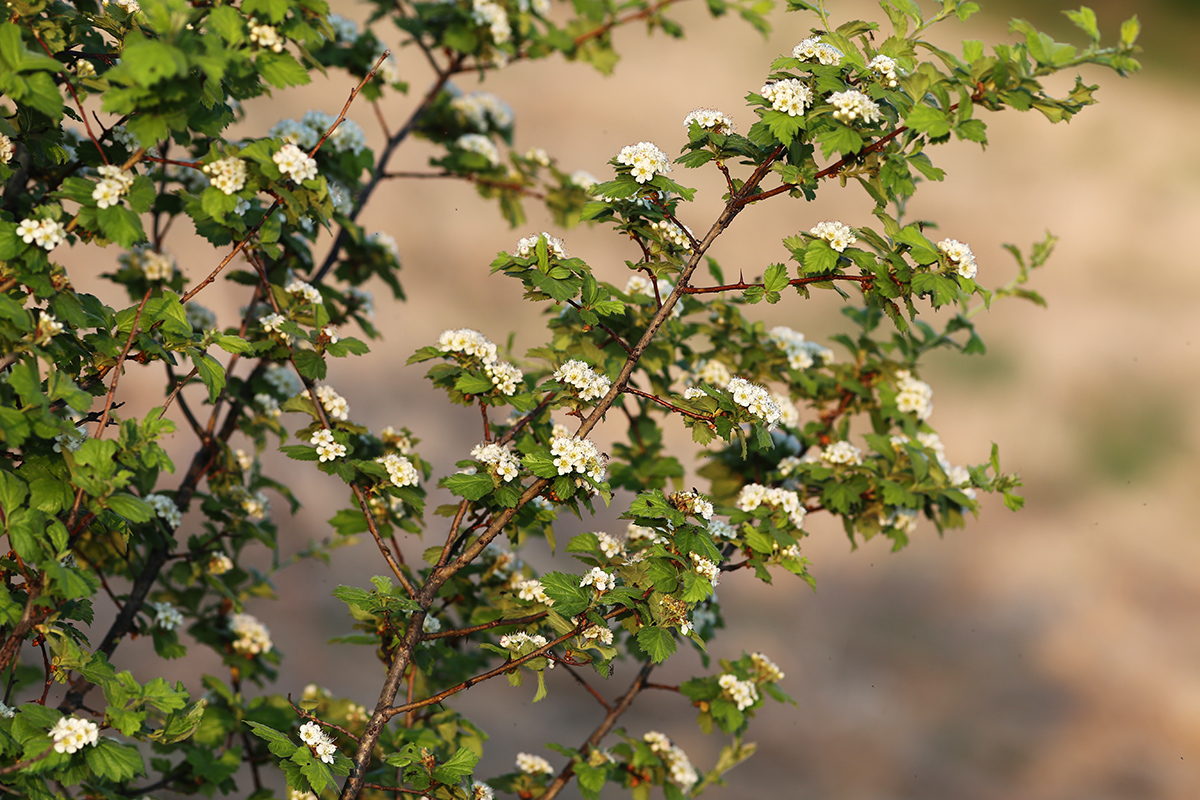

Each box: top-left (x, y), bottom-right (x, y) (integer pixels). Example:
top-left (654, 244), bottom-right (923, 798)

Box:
top-left (0, 0), bottom-right (1140, 798)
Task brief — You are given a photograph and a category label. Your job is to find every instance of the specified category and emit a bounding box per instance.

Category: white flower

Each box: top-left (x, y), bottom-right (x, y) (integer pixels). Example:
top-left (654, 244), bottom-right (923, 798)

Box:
top-left (615, 141), bottom-right (671, 184)
top-left (472, 0), bottom-right (511, 43)
top-left (153, 602), bottom-right (184, 631)
top-left (438, 328), bottom-right (499, 365)
top-left (708, 519), bottom-right (737, 539)
top-left (451, 91), bottom-right (514, 132)
top-left (671, 490), bottom-right (713, 521)
top-left (726, 377), bottom-right (782, 428)
top-left (691, 553), bottom-right (720, 586)
top-left (760, 79), bottom-right (814, 117)
top-left (736, 483), bottom-right (807, 529)
top-left (553, 359), bottom-right (611, 403)
top-left (0, 134), bottom-right (13, 164)
top-left (309, 384), bottom-right (348, 420)
top-left (767, 326), bottom-right (832, 371)
top-left (514, 232), bottom-right (567, 259)
top-left (718, 673), bottom-right (759, 710)
top-left (254, 393), bottom-right (281, 418)
top-left (684, 108), bottom-right (735, 133)
top-left (515, 578), bottom-right (553, 606)
top-left (17, 218), bottom-right (67, 251)
top-left (751, 651), bottom-right (785, 682)
top-left (937, 238), bottom-right (978, 279)
top-left (327, 180), bottom-right (353, 215)
top-left (821, 440), bottom-right (863, 466)
top-left (92, 164), bottom-right (134, 208)
top-left (516, 753), bottom-right (555, 775)
top-left (793, 36), bottom-right (843, 65)
top-left (265, 364), bottom-right (302, 397)
top-left (288, 789), bottom-right (318, 800)
top-left (310, 428), bottom-right (347, 462)
top-left (882, 507), bottom-right (919, 534)
top-left (643, 732), bottom-right (698, 789)
top-left (550, 435), bottom-right (607, 482)
top-left (369, 231), bottom-right (400, 261)
top-left (207, 553), bottom-right (234, 575)
top-left (301, 111), bottom-right (366, 155)
top-left (249, 18), bottom-right (286, 52)
top-left (119, 246), bottom-right (176, 281)
top-left (423, 615), bottom-right (441, 633)
top-left (894, 369), bottom-right (933, 420)
top-left (327, 13), bottom-right (359, 42)
top-left (381, 426), bottom-right (414, 454)
top-left (649, 218), bottom-right (693, 250)
top-left (33, 311), bottom-right (64, 345)
top-left (694, 359), bottom-right (732, 387)
top-left (321, 325), bottom-right (339, 344)
top-left (202, 156), bottom-right (247, 195)
top-left (229, 612), bottom-right (272, 655)
top-left (241, 489), bottom-right (268, 521)
top-left (271, 118), bottom-right (319, 151)
top-left (273, 143), bottom-right (317, 182)
top-left (298, 720), bottom-right (338, 764)
top-left (579, 567), bottom-right (615, 593)
top-left (524, 146), bottom-right (550, 166)
top-left (569, 170), bottom-right (599, 191)
top-left (828, 89), bottom-right (882, 126)
top-left (54, 424), bottom-right (87, 453)
top-left (500, 631), bottom-right (548, 651)
top-left (259, 312), bottom-right (291, 343)
top-left (145, 493), bottom-right (182, 528)
top-left (809, 220), bottom-right (857, 252)
top-left (581, 623), bottom-right (613, 645)
top-left (471, 782), bottom-right (495, 800)
top-left (471, 442), bottom-right (521, 482)
top-left (596, 531), bottom-right (624, 558)
top-left (49, 716), bottom-right (99, 754)
top-left (0, 702), bottom-right (13, 718)
top-left (378, 452), bottom-right (420, 487)
top-left (455, 133), bottom-right (500, 167)
top-left (484, 360), bottom-right (522, 396)
top-left (868, 54), bottom-right (900, 87)
top-left (773, 392), bottom-right (800, 428)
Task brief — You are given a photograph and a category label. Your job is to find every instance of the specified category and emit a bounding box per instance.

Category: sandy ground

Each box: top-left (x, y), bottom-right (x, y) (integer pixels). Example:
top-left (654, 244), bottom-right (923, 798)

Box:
top-left (57, 0), bottom-right (1200, 797)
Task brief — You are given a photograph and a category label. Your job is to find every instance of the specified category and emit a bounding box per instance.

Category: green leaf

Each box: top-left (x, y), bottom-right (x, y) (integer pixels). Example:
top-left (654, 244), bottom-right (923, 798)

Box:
top-left (802, 239), bottom-right (840, 275)
top-left (540, 572), bottom-right (590, 616)
top-left (257, 52), bottom-right (312, 88)
top-left (191, 350), bottom-right (226, 403)
top-left (763, 263), bottom-right (789, 293)
top-left (105, 492), bottom-right (155, 523)
top-left (97, 205), bottom-right (146, 248)
top-left (293, 349), bottom-right (326, 381)
top-left (85, 738), bottom-right (145, 782)
top-left (635, 626), bottom-right (676, 663)
top-left (443, 472), bottom-right (495, 501)
top-left (0, 470), bottom-right (29, 513)
top-left (431, 747), bottom-right (480, 784)
top-left (1063, 7), bottom-right (1100, 42)
top-left (1120, 15), bottom-right (1140, 48)
top-left (906, 104), bottom-right (951, 138)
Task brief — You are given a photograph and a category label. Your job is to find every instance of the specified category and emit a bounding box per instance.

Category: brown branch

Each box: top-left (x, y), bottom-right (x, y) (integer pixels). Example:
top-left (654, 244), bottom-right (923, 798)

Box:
top-left (92, 288), bottom-right (152, 440)
top-left (563, 299), bottom-right (633, 355)
top-left (685, 272), bottom-right (874, 295)
top-left (622, 386), bottom-right (714, 424)
top-left (563, 665), bottom-right (612, 712)
top-left (351, 486), bottom-right (416, 598)
top-left (422, 612), bottom-right (548, 641)
top-left (573, 0), bottom-right (685, 47)
top-left (0, 579), bottom-right (47, 676)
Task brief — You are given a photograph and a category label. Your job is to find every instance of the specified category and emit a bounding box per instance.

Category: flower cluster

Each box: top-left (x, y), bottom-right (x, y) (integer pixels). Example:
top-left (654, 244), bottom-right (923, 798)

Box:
top-left (894, 369), bottom-right (933, 420)
top-left (310, 429), bottom-right (347, 462)
top-left (727, 377), bottom-right (782, 427)
top-left (736, 483), bottom-right (807, 529)
top-left (580, 623), bottom-right (614, 645)
top-left (767, 326), bottom-right (833, 371)
top-left (309, 384), bottom-right (348, 421)
top-left (569, 170), bottom-right (599, 191)
top-left (380, 426), bottom-right (414, 454)
top-left (868, 54), bottom-right (900, 87)
top-left (49, 716), bottom-right (99, 754)
top-left (439, 328), bottom-right (499, 362)
top-left (515, 578), bottom-right (553, 606)
top-left (514, 232), bottom-right (566, 259)
top-left (378, 453), bottom-right (420, 487)
top-left (370, 231), bottom-right (399, 261)
top-left (286, 279), bottom-right (322, 305)
top-left (773, 392), bottom-right (801, 428)
top-left (828, 89), bottom-right (882, 126)
top-left (273, 112), bottom-right (367, 155)
top-left (793, 36), bottom-right (843, 65)
top-left (93, 164), bottom-right (135, 209)
top-left (326, 13), bottom-right (358, 42)
top-left (451, 91), bottom-right (514, 132)
top-left (264, 363), bottom-right (302, 397)
top-left (202, 156), bottom-right (247, 195)
top-left (153, 602), bottom-right (184, 631)
top-left (553, 359), bottom-right (611, 402)
top-left (616, 141), bottom-right (671, 184)
top-left (249, 18), bottom-right (285, 52)
top-left (684, 107), bottom-right (735, 133)
top-left (670, 489), bottom-right (714, 520)
top-left (15, 218), bottom-right (67, 251)
top-left (145, 493), bottom-right (183, 528)
top-left (471, 782), bottom-right (495, 800)
top-left (54, 424), bottom-right (87, 453)
top-left (596, 531), bottom-right (624, 558)
top-left (821, 440), bottom-right (863, 466)
top-left (649, 218), bottom-right (693, 250)
top-left (751, 651), bottom-right (785, 682)
top-left (550, 435), bottom-right (607, 482)
top-left (298, 721), bottom-right (338, 764)
top-left (579, 566), bottom-right (616, 593)
top-left (809, 220), bottom-right (857, 252)
top-left (120, 246), bottom-right (176, 281)
top-left (33, 311), bottom-right (64, 345)
top-left (0, 133), bottom-right (12, 164)
top-left (471, 0), bottom-right (511, 44)
top-left (691, 552), bottom-right (721, 586)
top-left (229, 612), bottom-right (272, 655)
top-left (485, 360), bottom-right (523, 395)
top-left (516, 752), bottom-right (554, 776)
top-left (718, 673), bottom-right (759, 710)
top-left (643, 731), bottom-right (698, 789)
top-left (693, 359), bottom-right (732, 387)
top-left (273, 143), bottom-right (317, 183)
top-left (937, 238), bottom-right (978, 279)
top-left (760, 79), bottom-right (813, 117)
top-left (208, 553), bottom-right (234, 575)
top-left (455, 133), bottom-right (500, 167)
top-left (470, 442), bottom-right (520, 481)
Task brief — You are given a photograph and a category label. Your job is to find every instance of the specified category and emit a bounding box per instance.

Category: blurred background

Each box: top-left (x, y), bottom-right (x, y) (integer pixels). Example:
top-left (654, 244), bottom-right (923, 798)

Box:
top-left (77, 0), bottom-right (1200, 797)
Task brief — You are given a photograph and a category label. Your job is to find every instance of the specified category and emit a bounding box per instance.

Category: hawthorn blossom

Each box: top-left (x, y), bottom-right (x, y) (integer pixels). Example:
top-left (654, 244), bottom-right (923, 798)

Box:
top-left (33, 311), bottom-right (64, 345)
top-left (516, 753), bottom-right (554, 776)
top-left (569, 170), bottom-right (599, 192)
top-left (310, 428), bottom-right (346, 462)
top-left (650, 218), bottom-right (693, 250)
top-left (515, 578), bottom-right (553, 606)
top-left (726, 377), bottom-right (782, 428)
top-left (514, 232), bottom-right (566, 259)
top-left (671, 489), bottom-right (714, 520)
top-left (249, 18), bottom-right (285, 52)
top-left (581, 623), bottom-right (614, 645)
top-left (691, 553), bottom-right (720, 586)
top-left (310, 384), bottom-right (348, 420)
top-left (553, 359), bottom-right (611, 402)
top-left (616, 141), bottom-right (671, 184)
top-left (208, 553), bottom-right (234, 575)
top-left (0, 134), bottom-right (13, 164)
top-left (17, 218), bottom-right (67, 251)
top-left (751, 652), bottom-right (785, 682)
top-left (485, 359), bottom-right (523, 395)
top-left (202, 156), bottom-right (247, 194)
top-left (828, 90), bottom-right (882, 126)
top-left (868, 54), bottom-right (900, 87)
top-left (768, 326), bottom-right (833, 371)
top-left (643, 731), bottom-right (698, 789)
top-left (229, 612), bottom-right (272, 655)
top-left (809, 220), bottom-right (857, 252)
top-left (452, 91), bottom-right (514, 132)
top-left (580, 567), bottom-right (616, 593)
top-left (49, 716), bottom-right (99, 754)
top-left (119, 246), bottom-right (175, 281)
top-left (273, 143), bottom-right (317, 182)
top-left (153, 602), bottom-right (184, 631)
top-left (472, 0), bottom-right (511, 44)
top-left (736, 483), bottom-right (807, 529)
top-left (793, 36), bottom-right (843, 65)
top-left (761, 79), bottom-right (814, 117)
top-left (145, 493), bottom-right (182, 528)
top-left (92, 164), bottom-right (135, 208)
top-left (937, 238), bottom-right (978, 279)
top-left (439, 328), bottom-right (498, 363)
top-left (550, 435), bottom-right (607, 482)
top-left (821, 440), bottom-right (863, 466)
top-left (718, 673), bottom-right (759, 710)
top-left (298, 721), bottom-right (338, 764)
top-left (326, 13), bottom-right (359, 42)
top-left (456, 133), bottom-right (500, 167)
top-left (471, 442), bottom-right (521, 482)
top-left (894, 369), bottom-right (933, 420)
top-left (684, 107), bottom-right (735, 133)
